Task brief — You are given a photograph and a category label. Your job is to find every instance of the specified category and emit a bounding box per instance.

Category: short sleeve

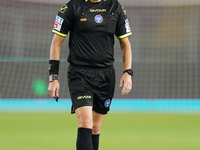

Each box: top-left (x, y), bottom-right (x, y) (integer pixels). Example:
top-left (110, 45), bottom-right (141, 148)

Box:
top-left (52, 2), bottom-right (74, 37)
top-left (115, 3), bottom-right (132, 39)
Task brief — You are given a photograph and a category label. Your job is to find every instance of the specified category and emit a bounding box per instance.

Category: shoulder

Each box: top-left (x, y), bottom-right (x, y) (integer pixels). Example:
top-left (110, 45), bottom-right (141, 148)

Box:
top-left (105, 0), bottom-right (121, 9)
top-left (105, 0), bottom-right (122, 13)
top-left (62, 0), bottom-right (84, 14)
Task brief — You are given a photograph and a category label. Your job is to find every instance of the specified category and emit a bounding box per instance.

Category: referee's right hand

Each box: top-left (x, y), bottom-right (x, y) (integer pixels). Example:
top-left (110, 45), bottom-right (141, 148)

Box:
top-left (48, 80), bottom-right (60, 98)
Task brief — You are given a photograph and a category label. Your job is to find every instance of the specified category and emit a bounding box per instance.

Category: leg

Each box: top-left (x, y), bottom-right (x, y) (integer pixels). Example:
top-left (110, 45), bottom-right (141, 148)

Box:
top-left (75, 106), bottom-right (93, 150)
top-left (76, 106), bottom-right (93, 128)
top-left (92, 110), bottom-right (105, 150)
top-left (92, 110), bottom-right (105, 134)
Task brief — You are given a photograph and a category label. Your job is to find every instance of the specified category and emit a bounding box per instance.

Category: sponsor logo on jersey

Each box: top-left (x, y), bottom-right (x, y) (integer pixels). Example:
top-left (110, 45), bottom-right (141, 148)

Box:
top-left (125, 19), bottom-right (131, 33)
top-left (59, 5), bottom-right (68, 13)
top-left (94, 15), bottom-right (103, 23)
top-left (53, 15), bottom-right (64, 31)
top-left (105, 99), bottom-right (111, 108)
top-left (90, 9), bottom-right (106, 13)
top-left (77, 95), bottom-right (92, 100)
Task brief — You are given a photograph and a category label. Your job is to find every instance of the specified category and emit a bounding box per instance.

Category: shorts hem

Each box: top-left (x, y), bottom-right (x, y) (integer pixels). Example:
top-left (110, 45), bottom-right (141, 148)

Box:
top-left (92, 107), bottom-right (109, 115)
top-left (71, 104), bottom-right (93, 114)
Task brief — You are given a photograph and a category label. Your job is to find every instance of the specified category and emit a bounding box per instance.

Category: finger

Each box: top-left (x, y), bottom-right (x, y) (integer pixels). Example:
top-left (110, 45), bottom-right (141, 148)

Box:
top-left (55, 88), bottom-right (59, 97)
top-left (49, 89), bottom-right (56, 98)
top-left (48, 89), bottom-right (53, 97)
top-left (125, 88), bottom-right (130, 95)
top-left (125, 83), bottom-right (132, 94)
top-left (121, 82), bottom-right (128, 95)
top-left (123, 81), bottom-right (132, 95)
top-left (124, 88), bottom-right (129, 95)
top-left (48, 85), bottom-right (55, 97)
top-left (51, 91), bottom-right (56, 98)
top-left (119, 79), bottom-right (123, 87)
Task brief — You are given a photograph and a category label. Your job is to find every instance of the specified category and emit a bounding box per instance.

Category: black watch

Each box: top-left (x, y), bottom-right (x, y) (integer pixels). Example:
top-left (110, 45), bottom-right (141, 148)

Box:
top-left (49, 74), bottom-right (59, 82)
top-left (123, 69), bottom-right (133, 76)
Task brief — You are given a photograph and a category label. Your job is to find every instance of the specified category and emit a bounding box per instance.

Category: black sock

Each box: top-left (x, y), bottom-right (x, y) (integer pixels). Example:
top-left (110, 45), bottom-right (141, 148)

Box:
top-left (76, 128), bottom-right (93, 150)
top-left (92, 134), bottom-right (100, 150)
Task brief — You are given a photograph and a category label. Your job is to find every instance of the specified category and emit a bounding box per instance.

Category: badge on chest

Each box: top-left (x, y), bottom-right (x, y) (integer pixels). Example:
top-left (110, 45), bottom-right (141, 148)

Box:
top-left (94, 15), bottom-right (103, 23)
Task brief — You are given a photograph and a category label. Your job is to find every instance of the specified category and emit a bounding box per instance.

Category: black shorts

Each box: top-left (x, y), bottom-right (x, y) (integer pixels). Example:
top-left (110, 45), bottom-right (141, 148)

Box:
top-left (67, 64), bottom-right (115, 114)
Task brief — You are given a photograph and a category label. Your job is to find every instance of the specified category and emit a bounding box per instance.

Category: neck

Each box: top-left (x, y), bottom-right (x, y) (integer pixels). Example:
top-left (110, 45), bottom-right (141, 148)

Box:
top-left (90, 0), bottom-right (101, 3)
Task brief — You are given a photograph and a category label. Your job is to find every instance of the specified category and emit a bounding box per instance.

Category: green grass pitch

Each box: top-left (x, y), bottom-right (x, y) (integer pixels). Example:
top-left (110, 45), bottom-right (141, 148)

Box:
top-left (0, 112), bottom-right (200, 150)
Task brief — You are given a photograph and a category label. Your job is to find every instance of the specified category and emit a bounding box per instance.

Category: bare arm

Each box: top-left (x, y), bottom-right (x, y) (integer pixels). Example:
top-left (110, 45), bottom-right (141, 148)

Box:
top-left (119, 37), bottom-right (132, 95)
top-left (49, 34), bottom-right (65, 60)
top-left (119, 37), bottom-right (132, 70)
top-left (48, 34), bottom-right (65, 98)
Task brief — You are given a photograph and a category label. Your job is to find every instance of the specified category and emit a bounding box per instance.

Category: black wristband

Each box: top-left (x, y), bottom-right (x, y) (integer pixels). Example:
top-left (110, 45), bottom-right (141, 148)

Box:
top-left (49, 60), bottom-right (60, 75)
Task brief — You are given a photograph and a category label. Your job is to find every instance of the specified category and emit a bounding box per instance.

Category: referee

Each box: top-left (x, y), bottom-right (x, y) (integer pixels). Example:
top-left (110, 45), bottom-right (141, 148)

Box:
top-left (48, 0), bottom-right (132, 150)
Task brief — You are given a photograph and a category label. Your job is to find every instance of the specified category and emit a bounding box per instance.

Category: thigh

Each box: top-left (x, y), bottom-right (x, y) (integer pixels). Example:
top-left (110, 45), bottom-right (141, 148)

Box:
top-left (93, 66), bottom-right (115, 114)
top-left (68, 65), bottom-right (94, 113)
top-left (75, 106), bottom-right (93, 129)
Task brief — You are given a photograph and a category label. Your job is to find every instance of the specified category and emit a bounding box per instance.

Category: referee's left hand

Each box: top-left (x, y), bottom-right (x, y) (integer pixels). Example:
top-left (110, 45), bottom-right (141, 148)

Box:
top-left (119, 73), bottom-right (132, 95)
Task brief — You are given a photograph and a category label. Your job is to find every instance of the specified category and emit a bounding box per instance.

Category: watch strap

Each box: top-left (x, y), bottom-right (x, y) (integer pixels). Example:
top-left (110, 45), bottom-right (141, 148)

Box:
top-left (49, 74), bottom-right (59, 82)
top-left (123, 69), bottom-right (133, 76)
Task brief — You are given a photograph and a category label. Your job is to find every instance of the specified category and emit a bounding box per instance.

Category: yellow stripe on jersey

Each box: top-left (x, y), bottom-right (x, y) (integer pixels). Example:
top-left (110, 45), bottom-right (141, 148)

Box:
top-left (52, 30), bottom-right (67, 37)
top-left (117, 32), bottom-right (132, 39)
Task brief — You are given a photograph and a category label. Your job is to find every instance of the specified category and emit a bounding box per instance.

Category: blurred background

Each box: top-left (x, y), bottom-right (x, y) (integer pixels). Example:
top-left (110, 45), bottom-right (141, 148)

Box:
top-left (0, 0), bottom-right (200, 150)
top-left (0, 0), bottom-right (199, 100)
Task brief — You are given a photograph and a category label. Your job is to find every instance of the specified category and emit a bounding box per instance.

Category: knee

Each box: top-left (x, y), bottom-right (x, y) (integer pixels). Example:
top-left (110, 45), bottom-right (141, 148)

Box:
top-left (92, 123), bottom-right (102, 135)
top-left (78, 118), bottom-right (93, 129)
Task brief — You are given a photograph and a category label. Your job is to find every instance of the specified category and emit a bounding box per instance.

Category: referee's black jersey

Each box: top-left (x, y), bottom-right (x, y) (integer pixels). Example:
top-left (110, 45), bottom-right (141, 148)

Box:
top-left (52, 0), bottom-right (132, 67)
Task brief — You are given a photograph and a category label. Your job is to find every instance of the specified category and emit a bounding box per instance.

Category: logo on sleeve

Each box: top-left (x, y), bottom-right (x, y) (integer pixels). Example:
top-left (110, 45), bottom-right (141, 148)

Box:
top-left (94, 15), bottom-right (103, 24)
top-left (125, 19), bottom-right (131, 33)
top-left (122, 7), bottom-right (127, 15)
top-left (59, 5), bottom-right (68, 13)
top-left (104, 99), bottom-right (111, 108)
top-left (53, 15), bottom-right (64, 31)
